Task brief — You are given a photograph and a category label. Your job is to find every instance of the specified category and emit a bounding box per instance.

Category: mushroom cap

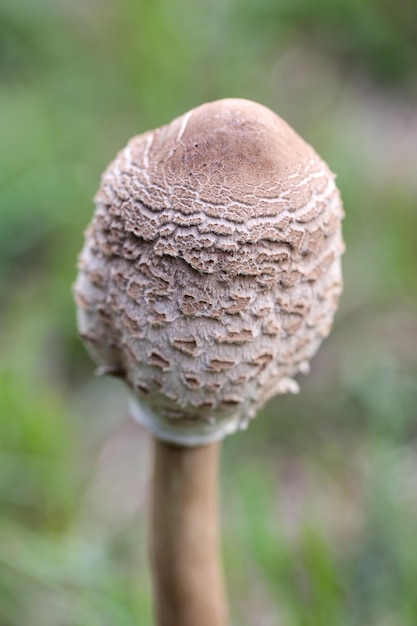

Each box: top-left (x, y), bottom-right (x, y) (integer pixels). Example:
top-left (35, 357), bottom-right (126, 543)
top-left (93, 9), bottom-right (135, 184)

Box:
top-left (74, 98), bottom-right (344, 446)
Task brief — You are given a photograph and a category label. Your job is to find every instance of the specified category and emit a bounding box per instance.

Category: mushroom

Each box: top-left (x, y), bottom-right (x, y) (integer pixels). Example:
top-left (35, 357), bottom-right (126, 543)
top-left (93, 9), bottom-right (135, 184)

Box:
top-left (74, 98), bottom-right (344, 626)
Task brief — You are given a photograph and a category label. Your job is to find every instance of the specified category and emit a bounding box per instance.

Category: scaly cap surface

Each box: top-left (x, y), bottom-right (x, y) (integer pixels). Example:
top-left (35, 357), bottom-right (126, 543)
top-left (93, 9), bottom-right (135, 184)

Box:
top-left (74, 98), bottom-right (344, 445)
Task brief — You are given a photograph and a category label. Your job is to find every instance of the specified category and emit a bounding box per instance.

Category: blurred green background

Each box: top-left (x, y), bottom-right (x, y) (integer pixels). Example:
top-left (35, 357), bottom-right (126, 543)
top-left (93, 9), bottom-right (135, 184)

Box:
top-left (1, 0), bottom-right (417, 624)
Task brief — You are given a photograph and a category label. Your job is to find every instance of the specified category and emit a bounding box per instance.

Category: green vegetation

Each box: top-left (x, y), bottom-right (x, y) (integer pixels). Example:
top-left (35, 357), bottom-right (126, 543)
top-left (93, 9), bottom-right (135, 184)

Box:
top-left (1, 0), bottom-right (417, 623)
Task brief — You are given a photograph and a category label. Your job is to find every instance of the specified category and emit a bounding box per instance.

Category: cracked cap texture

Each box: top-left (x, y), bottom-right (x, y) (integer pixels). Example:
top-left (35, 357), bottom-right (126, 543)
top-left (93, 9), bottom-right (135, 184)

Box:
top-left (74, 98), bottom-right (344, 446)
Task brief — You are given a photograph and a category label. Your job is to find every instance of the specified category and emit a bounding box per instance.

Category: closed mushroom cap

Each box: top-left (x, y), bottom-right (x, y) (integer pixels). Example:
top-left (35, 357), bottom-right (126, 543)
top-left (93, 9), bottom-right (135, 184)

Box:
top-left (74, 98), bottom-right (344, 446)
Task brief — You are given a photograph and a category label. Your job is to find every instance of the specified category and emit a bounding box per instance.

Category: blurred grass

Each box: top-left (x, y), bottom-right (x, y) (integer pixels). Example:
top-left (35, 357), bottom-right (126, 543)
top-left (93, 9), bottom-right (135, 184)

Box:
top-left (1, 0), bottom-right (417, 624)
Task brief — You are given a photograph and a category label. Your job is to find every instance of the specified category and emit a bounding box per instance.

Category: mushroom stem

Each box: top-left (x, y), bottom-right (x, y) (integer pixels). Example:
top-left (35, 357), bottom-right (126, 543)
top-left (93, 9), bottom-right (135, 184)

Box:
top-left (150, 439), bottom-right (228, 626)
